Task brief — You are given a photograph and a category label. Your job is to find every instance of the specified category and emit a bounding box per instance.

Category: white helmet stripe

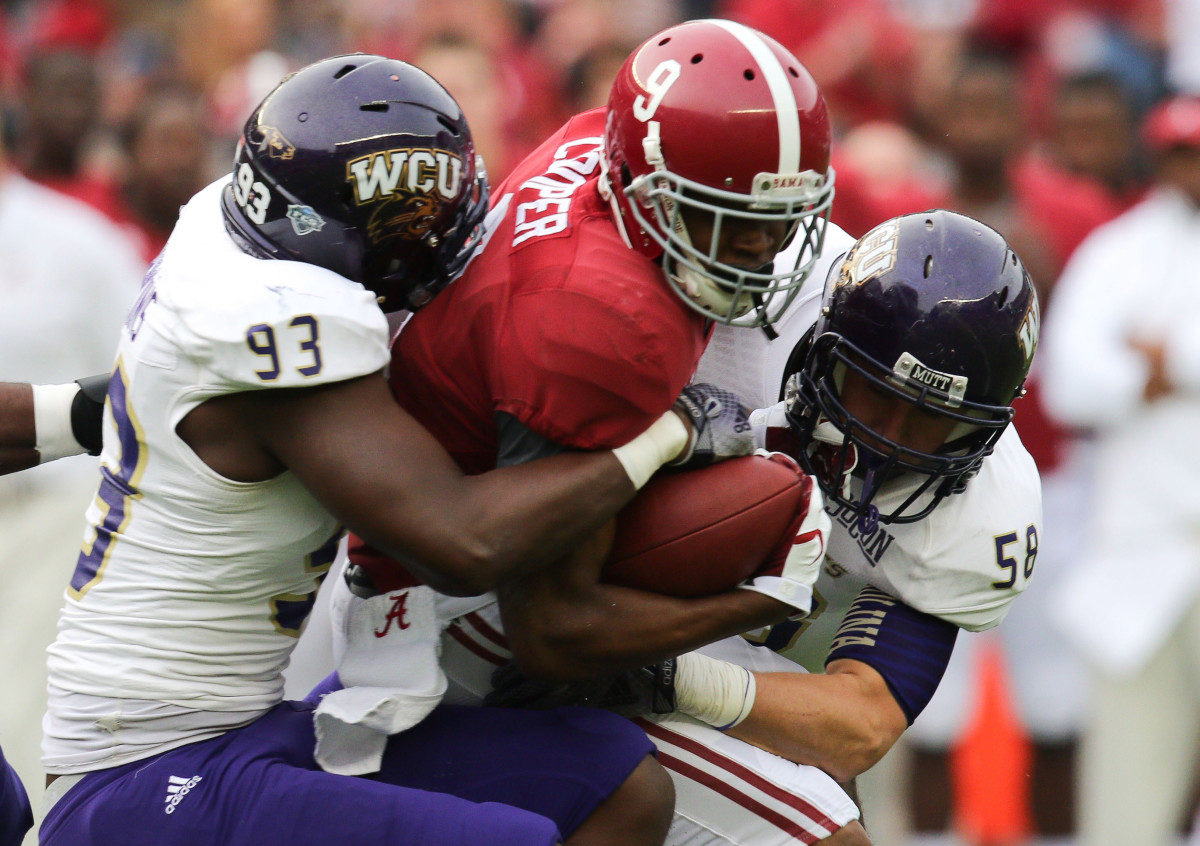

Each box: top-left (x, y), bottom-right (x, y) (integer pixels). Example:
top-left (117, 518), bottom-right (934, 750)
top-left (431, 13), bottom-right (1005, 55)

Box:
top-left (707, 19), bottom-right (801, 174)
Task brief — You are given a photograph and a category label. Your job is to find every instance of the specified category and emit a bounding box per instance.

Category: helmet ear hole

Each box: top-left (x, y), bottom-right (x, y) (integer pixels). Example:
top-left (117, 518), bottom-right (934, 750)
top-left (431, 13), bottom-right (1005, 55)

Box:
top-left (620, 163), bottom-right (633, 189)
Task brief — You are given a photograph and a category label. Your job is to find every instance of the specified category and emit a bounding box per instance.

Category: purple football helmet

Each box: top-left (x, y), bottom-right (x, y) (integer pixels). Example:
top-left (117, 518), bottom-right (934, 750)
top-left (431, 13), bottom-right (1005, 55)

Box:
top-left (221, 54), bottom-right (489, 311)
top-left (785, 209), bottom-right (1039, 525)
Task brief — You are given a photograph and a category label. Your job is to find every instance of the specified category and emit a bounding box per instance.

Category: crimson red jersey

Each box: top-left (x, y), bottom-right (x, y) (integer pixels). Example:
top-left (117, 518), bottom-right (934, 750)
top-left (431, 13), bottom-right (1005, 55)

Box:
top-left (351, 109), bottom-right (710, 583)
top-left (388, 108), bottom-right (708, 471)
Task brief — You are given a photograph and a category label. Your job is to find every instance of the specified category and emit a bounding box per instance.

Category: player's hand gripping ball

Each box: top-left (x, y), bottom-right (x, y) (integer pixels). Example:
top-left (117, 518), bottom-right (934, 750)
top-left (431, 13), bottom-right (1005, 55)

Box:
top-left (668, 383), bottom-right (755, 468)
top-left (603, 452), bottom-right (819, 598)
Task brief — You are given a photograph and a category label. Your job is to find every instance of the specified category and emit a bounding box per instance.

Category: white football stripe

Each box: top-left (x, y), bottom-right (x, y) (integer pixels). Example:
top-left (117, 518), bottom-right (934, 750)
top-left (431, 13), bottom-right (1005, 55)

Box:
top-left (708, 18), bottom-right (801, 173)
top-left (649, 726), bottom-right (835, 836)
top-left (447, 614), bottom-right (511, 663)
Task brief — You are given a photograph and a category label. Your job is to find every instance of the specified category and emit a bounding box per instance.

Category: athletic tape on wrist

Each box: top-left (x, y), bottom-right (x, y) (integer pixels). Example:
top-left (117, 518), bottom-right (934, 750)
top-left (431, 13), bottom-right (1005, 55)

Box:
top-left (32, 383), bottom-right (87, 463)
top-left (675, 652), bottom-right (757, 730)
top-left (612, 411), bottom-right (689, 490)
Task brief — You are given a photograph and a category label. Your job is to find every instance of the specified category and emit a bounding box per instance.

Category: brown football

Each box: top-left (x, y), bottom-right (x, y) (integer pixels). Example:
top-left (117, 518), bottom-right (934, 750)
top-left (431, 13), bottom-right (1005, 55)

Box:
top-left (603, 453), bottom-right (812, 597)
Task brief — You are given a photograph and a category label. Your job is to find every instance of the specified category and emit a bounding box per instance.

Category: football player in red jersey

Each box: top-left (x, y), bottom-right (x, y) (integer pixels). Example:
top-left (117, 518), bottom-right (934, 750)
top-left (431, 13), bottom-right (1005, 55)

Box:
top-left (334, 16), bottom-right (834, 695)
top-left (312, 14), bottom-right (846, 833)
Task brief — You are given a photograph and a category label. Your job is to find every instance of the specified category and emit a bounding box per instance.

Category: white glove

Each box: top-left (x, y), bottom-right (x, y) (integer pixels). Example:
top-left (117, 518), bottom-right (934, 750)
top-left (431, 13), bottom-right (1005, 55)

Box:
top-left (738, 450), bottom-right (830, 616)
top-left (670, 383), bottom-right (755, 468)
top-left (747, 399), bottom-right (789, 449)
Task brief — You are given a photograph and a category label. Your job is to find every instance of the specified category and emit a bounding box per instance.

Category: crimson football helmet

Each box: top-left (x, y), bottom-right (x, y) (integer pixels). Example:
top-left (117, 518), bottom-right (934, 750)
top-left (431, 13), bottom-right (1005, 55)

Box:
top-left (785, 210), bottom-right (1039, 527)
top-left (602, 19), bottom-right (834, 328)
top-left (221, 54), bottom-right (489, 312)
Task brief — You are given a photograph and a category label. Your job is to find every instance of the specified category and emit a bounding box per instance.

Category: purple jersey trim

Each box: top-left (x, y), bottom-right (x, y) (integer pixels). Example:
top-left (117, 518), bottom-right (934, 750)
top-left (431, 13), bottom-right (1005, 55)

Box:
top-left (825, 585), bottom-right (958, 724)
top-left (0, 745), bottom-right (32, 846)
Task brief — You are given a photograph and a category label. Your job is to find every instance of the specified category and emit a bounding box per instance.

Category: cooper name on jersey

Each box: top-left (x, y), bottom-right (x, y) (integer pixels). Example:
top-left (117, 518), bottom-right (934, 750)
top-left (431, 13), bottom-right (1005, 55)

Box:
top-left (512, 136), bottom-right (603, 246)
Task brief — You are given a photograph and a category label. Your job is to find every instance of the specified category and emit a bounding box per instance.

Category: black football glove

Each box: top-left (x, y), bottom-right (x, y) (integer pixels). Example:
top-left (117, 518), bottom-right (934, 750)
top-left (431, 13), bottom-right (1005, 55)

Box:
top-left (485, 660), bottom-right (678, 718)
top-left (669, 383), bottom-right (754, 469)
top-left (71, 373), bottom-right (109, 456)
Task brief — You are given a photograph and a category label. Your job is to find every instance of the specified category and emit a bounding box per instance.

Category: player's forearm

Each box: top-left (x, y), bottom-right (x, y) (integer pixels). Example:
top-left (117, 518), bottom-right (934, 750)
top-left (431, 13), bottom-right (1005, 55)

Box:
top-left (464, 444), bottom-right (658, 575)
top-left (725, 662), bottom-right (907, 783)
top-left (402, 412), bottom-right (688, 594)
top-left (503, 583), bottom-right (790, 681)
top-left (0, 446), bottom-right (39, 476)
top-left (434, 452), bottom-right (644, 593)
top-left (269, 376), bottom-right (688, 597)
top-left (341, 450), bottom-right (641, 598)
top-left (0, 383), bottom-right (36, 446)
top-left (0, 383), bottom-right (41, 475)
top-left (0, 377), bottom-right (107, 476)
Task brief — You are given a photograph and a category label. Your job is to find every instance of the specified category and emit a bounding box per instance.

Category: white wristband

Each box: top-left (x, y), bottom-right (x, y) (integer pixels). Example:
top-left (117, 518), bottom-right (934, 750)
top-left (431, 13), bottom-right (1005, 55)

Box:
top-left (32, 383), bottom-right (86, 463)
top-left (611, 411), bottom-right (688, 490)
top-left (675, 651), bottom-right (758, 730)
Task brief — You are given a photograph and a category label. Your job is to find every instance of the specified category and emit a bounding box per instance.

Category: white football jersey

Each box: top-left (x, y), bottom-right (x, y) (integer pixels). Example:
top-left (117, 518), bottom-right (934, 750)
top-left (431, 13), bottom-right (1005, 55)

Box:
top-left (45, 180), bottom-right (390, 766)
top-left (693, 223), bottom-right (1042, 672)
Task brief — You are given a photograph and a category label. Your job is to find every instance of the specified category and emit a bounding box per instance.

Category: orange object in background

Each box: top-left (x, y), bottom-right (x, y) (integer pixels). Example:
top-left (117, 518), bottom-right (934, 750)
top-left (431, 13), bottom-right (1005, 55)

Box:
top-left (951, 640), bottom-right (1033, 845)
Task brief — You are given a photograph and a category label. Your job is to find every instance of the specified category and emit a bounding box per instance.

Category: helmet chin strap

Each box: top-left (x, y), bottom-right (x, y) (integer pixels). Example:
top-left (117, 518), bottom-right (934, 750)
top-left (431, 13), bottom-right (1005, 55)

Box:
top-left (753, 291), bottom-right (778, 340)
top-left (810, 417), bottom-right (856, 501)
top-left (666, 252), bottom-right (756, 320)
top-left (810, 416), bottom-right (880, 533)
top-left (854, 458), bottom-right (884, 534)
top-left (598, 167), bottom-right (636, 250)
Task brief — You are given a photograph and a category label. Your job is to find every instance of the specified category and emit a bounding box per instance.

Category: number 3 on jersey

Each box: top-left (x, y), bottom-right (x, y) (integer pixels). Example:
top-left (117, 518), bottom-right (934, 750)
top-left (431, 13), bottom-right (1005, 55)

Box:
top-left (246, 315), bottom-right (323, 381)
top-left (72, 362), bottom-right (145, 599)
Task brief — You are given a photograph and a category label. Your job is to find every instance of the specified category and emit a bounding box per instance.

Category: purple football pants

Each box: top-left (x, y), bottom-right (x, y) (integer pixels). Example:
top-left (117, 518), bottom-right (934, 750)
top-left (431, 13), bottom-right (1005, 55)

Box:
top-left (0, 744), bottom-right (32, 846)
top-left (40, 700), bottom-right (654, 846)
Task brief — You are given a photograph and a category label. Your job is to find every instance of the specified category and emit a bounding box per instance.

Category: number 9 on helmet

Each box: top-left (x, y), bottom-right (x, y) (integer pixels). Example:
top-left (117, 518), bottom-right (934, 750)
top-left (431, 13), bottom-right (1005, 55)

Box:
top-left (601, 19), bottom-right (835, 329)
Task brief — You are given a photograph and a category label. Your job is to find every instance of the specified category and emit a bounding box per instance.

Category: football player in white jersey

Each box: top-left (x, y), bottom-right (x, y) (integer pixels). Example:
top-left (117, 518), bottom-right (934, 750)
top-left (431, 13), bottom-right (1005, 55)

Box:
top-left (22, 54), bottom-right (739, 846)
top-left (481, 210), bottom-right (1043, 845)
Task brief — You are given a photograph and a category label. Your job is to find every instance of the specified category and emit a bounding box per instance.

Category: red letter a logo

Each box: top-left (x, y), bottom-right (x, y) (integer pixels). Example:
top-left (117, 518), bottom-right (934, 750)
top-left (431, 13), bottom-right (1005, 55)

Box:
top-left (374, 591), bottom-right (412, 638)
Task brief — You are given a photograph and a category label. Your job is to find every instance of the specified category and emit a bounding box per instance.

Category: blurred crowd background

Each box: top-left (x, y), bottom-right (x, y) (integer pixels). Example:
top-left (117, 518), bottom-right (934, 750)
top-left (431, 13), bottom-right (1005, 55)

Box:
top-left (1, 1), bottom-right (1199, 845)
